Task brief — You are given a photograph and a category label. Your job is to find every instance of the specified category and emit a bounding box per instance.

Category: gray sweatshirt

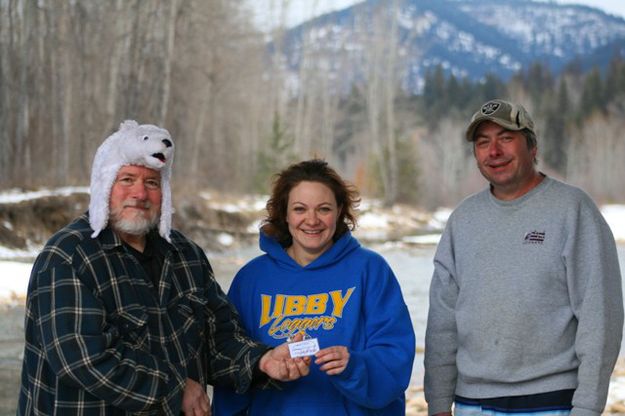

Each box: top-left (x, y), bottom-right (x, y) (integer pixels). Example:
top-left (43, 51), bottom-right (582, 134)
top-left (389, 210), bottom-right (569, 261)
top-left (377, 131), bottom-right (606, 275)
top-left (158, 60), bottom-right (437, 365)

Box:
top-left (424, 176), bottom-right (623, 416)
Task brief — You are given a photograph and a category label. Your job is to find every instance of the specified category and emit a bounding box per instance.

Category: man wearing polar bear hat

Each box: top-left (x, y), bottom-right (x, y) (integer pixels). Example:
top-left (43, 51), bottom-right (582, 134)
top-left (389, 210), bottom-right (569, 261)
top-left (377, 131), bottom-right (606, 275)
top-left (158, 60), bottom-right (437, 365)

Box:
top-left (88, 119), bottom-right (176, 245)
top-left (18, 121), bottom-right (310, 416)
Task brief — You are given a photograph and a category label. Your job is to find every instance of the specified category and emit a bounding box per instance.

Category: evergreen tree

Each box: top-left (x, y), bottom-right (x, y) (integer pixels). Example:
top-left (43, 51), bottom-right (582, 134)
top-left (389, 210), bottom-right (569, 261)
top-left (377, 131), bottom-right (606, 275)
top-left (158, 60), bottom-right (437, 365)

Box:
top-left (525, 62), bottom-right (554, 105)
top-left (446, 74), bottom-right (460, 110)
top-left (395, 134), bottom-right (420, 203)
top-left (579, 68), bottom-right (604, 117)
top-left (253, 112), bottom-right (296, 193)
top-left (479, 74), bottom-right (506, 102)
top-left (459, 77), bottom-right (475, 109)
top-left (604, 55), bottom-right (625, 103)
top-left (423, 65), bottom-right (447, 123)
top-left (543, 78), bottom-right (569, 173)
top-left (334, 86), bottom-right (367, 165)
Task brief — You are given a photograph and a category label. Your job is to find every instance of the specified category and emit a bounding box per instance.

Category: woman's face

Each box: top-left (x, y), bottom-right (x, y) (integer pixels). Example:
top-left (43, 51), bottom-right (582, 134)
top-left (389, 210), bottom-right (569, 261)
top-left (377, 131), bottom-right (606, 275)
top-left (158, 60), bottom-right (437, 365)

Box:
top-left (286, 181), bottom-right (339, 263)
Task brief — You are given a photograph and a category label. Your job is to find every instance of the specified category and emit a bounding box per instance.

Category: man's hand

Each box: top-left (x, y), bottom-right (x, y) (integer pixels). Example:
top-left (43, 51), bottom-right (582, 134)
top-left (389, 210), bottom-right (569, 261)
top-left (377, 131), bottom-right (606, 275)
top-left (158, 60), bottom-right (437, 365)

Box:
top-left (258, 334), bottom-right (311, 381)
top-left (315, 345), bottom-right (350, 375)
top-left (181, 378), bottom-right (210, 416)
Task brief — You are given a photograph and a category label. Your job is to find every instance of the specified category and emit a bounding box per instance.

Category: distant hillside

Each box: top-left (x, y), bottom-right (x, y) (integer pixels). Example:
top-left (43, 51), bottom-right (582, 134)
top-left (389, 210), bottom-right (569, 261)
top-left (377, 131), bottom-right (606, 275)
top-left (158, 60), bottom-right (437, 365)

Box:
top-left (278, 0), bottom-right (625, 92)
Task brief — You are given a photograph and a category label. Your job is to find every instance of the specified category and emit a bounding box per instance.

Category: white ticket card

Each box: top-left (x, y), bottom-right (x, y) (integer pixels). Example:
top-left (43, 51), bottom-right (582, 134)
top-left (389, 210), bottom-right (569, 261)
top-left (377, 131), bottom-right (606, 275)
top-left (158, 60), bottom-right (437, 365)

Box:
top-left (288, 338), bottom-right (320, 358)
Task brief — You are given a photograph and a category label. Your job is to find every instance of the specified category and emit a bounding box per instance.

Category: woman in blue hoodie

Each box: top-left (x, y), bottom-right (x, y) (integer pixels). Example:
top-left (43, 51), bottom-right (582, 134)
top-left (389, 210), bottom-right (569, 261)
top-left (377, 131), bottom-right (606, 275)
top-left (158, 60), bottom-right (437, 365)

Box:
top-left (213, 159), bottom-right (415, 415)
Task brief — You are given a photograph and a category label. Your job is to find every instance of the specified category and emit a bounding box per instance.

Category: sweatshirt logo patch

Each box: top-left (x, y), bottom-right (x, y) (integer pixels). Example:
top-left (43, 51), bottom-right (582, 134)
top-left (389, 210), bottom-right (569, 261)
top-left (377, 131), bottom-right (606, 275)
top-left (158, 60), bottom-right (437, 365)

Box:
top-left (258, 287), bottom-right (356, 340)
top-left (523, 230), bottom-right (545, 244)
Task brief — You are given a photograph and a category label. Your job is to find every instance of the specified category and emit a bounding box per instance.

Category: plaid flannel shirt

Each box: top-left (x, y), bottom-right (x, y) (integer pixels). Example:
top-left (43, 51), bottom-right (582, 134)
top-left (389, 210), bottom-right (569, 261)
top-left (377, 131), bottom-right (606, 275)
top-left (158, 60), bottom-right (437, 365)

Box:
top-left (18, 213), bottom-right (268, 415)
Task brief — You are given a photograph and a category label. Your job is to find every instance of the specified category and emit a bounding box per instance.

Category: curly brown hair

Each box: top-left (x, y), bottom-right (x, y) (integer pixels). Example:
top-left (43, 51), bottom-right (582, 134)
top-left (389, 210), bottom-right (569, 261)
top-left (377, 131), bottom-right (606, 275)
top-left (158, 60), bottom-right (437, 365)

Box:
top-left (261, 159), bottom-right (360, 247)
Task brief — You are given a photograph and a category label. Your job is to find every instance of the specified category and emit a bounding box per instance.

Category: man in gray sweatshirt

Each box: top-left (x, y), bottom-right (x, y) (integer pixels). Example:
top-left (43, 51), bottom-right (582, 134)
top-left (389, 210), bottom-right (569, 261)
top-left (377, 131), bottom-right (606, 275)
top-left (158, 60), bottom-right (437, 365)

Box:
top-left (424, 99), bottom-right (623, 416)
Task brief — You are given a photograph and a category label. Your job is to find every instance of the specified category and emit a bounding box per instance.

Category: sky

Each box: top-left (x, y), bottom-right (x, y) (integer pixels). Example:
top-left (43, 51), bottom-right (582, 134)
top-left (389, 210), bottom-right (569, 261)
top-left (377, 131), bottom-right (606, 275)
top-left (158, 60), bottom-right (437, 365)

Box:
top-left (247, 0), bottom-right (625, 31)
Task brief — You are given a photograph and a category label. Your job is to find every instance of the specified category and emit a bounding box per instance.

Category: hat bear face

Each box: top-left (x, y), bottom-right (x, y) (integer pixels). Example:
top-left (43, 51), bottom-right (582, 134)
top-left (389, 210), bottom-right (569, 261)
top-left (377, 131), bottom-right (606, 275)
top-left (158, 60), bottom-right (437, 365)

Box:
top-left (113, 121), bottom-right (174, 170)
top-left (89, 120), bottom-right (175, 242)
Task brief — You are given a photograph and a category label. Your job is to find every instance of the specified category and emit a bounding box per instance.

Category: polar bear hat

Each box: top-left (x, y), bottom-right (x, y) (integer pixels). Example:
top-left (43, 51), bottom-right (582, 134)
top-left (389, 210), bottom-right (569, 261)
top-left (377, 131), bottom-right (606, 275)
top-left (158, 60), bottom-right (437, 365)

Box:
top-left (89, 120), bottom-right (175, 242)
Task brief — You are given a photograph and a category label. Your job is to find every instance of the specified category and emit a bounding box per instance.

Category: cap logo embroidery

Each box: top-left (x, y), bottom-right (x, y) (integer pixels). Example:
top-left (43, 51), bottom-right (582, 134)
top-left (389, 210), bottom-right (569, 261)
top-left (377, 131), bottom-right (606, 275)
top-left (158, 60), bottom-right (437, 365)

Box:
top-left (523, 230), bottom-right (545, 244)
top-left (481, 101), bottom-right (500, 115)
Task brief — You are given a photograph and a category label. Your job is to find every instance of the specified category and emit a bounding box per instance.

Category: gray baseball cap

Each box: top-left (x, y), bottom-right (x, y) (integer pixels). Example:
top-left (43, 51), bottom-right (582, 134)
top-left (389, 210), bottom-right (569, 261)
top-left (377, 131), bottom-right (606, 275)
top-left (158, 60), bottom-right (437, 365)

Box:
top-left (465, 99), bottom-right (535, 141)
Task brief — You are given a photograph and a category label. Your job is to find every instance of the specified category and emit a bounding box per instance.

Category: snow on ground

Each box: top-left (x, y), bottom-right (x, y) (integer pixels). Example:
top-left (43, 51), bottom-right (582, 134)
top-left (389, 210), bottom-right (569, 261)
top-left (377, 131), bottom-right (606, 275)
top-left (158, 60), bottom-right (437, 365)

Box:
top-left (0, 261), bottom-right (31, 304)
top-left (608, 376), bottom-right (625, 406)
top-left (199, 190), bottom-right (267, 213)
top-left (0, 186), bottom-right (88, 204)
top-left (358, 211), bottom-right (390, 229)
top-left (603, 205), bottom-right (625, 242)
top-left (0, 245), bottom-right (39, 260)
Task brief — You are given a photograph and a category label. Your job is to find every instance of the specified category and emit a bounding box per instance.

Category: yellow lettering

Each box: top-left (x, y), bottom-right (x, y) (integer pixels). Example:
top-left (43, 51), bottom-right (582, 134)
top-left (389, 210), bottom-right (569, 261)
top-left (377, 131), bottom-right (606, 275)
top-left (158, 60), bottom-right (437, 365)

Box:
top-left (259, 294), bottom-right (286, 327)
top-left (260, 295), bottom-right (272, 327)
top-left (268, 316), bottom-right (286, 337)
top-left (284, 295), bottom-right (306, 316)
top-left (305, 293), bottom-right (328, 314)
top-left (322, 316), bottom-right (337, 329)
top-left (329, 287), bottom-right (355, 317)
top-left (267, 315), bottom-right (339, 338)
top-left (262, 289), bottom-right (354, 338)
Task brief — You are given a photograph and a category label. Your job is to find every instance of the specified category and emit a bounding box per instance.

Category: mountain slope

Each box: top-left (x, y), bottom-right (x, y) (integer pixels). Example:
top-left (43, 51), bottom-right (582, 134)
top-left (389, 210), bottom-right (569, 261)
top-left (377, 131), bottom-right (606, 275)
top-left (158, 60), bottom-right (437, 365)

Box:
top-left (278, 0), bottom-right (625, 92)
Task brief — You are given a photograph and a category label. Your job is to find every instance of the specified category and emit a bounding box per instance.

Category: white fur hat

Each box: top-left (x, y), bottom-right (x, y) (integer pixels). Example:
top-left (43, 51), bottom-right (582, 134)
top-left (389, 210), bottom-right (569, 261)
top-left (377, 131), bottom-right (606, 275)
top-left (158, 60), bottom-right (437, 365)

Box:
top-left (89, 120), bottom-right (175, 242)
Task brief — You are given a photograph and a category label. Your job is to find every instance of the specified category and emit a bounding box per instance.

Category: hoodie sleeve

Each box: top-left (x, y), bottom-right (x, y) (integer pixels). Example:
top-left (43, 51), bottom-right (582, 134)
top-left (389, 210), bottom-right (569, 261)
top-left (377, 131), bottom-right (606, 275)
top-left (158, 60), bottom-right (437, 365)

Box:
top-left (424, 220), bottom-right (459, 414)
top-left (328, 254), bottom-right (416, 409)
top-left (565, 196), bottom-right (623, 416)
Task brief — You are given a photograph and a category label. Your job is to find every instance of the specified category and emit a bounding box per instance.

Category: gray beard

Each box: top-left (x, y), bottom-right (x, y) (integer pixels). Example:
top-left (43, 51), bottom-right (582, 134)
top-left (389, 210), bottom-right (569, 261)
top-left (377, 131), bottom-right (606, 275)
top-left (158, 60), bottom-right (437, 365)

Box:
top-left (110, 207), bottom-right (159, 236)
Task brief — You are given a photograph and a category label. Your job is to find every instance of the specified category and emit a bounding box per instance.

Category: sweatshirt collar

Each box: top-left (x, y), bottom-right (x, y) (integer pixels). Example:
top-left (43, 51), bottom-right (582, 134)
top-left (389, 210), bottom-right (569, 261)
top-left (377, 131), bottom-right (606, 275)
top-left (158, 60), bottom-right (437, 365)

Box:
top-left (488, 173), bottom-right (552, 208)
top-left (260, 231), bottom-right (360, 270)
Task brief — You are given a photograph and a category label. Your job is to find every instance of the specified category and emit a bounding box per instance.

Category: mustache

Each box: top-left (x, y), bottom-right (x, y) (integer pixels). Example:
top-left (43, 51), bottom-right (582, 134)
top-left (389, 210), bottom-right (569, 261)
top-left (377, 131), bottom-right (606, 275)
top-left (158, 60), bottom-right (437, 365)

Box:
top-left (122, 199), bottom-right (153, 209)
top-left (485, 158), bottom-right (511, 165)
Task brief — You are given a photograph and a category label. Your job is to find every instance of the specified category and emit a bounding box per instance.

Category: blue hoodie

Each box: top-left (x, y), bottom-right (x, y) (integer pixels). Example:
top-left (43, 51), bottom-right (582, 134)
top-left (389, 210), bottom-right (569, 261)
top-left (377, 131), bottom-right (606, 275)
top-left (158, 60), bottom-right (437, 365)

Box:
top-left (213, 231), bottom-right (415, 415)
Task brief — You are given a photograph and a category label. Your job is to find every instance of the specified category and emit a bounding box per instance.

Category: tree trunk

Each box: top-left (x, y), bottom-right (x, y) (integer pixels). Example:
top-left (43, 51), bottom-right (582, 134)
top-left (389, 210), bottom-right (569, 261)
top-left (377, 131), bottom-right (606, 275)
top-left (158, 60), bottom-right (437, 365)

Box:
top-left (159, 0), bottom-right (179, 125)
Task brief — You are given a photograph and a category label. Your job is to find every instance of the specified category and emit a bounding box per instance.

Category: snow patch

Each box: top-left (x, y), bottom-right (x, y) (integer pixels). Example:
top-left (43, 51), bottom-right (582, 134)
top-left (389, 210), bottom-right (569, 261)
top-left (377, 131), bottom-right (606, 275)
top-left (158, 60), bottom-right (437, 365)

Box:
top-left (603, 205), bottom-right (625, 242)
top-left (217, 233), bottom-right (235, 247)
top-left (0, 261), bottom-right (31, 303)
top-left (0, 186), bottom-right (88, 204)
